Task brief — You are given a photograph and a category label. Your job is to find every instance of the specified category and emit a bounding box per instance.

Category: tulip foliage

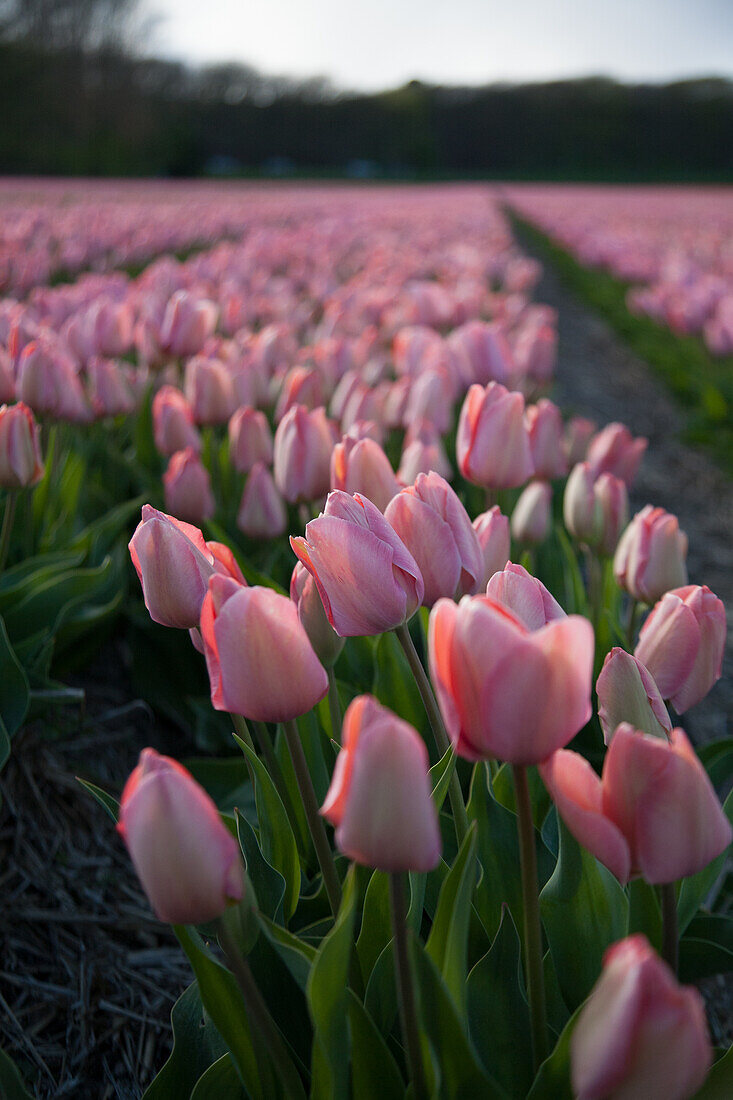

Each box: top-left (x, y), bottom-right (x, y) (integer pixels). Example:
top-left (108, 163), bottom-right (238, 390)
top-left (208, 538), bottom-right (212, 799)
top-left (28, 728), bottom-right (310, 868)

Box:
top-left (0, 183), bottom-right (731, 1098)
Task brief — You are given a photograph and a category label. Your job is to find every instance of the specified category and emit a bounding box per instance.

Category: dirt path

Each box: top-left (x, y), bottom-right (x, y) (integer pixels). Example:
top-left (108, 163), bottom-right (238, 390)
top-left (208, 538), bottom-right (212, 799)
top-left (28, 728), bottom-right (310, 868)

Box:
top-left (519, 228), bottom-right (733, 744)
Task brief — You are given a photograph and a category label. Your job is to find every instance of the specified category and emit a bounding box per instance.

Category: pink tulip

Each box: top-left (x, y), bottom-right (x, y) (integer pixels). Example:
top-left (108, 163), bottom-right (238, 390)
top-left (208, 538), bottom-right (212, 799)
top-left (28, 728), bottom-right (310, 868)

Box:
top-left (397, 437), bottom-right (453, 484)
top-left (160, 291), bottom-right (218, 358)
top-left (290, 561), bottom-right (344, 668)
top-left (385, 472), bottom-right (482, 608)
top-left (118, 748), bottom-right (244, 924)
top-left (236, 462), bottom-right (287, 540)
top-left (447, 320), bottom-right (512, 386)
top-left (511, 479), bottom-right (552, 545)
top-left (456, 382), bottom-right (534, 489)
top-left (17, 339), bottom-right (89, 422)
top-left (594, 473), bottom-right (629, 557)
top-left (486, 562), bottom-right (565, 631)
top-left (540, 724), bottom-right (732, 884)
top-left (635, 585), bottom-right (726, 712)
top-left (200, 575), bottom-right (328, 722)
top-left (184, 356), bottom-right (235, 426)
top-left (228, 406), bottom-right (273, 473)
top-left (0, 349), bottom-right (16, 404)
top-left (330, 436), bottom-right (400, 513)
top-left (472, 506), bottom-right (511, 590)
top-left (564, 416), bottom-right (597, 466)
top-left (571, 935), bottom-right (711, 1100)
top-left (564, 462), bottom-right (603, 546)
top-left (586, 422), bottom-right (647, 488)
top-left (163, 448), bottom-right (215, 525)
top-left (88, 299), bottom-right (134, 358)
top-left (429, 594), bottom-right (593, 764)
top-left (321, 695), bottom-right (441, 872)
top-left (291, 490), bottom-right (424, 636)
top-left (596, 648), bottom-right (671, 744)
top-left (0, 402), bottom-right (44, 489)
top-left (86, 357), bottom-right (136, 418)
top-left (614, 505), bottom-right (688, 604)
top-left (403, 368), bottom-right (454, 433)
top-left (152, 385), bottom-right (201, 456)
top-left (525, 399), bottom-right (567, 479)
top-left (275, 365), bottom-right (324, 421)
top-left (273, 405), bottom-right (335, 504)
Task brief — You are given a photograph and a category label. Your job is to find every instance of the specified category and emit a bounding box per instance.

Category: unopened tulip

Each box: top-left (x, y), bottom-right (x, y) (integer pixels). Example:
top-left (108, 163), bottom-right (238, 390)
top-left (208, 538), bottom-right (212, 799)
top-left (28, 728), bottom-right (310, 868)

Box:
top-left (321, 695), bottom-right (441, 872)
top-left (275, 365), bottom-right (324, 421)
top-left (87, 357), bottom-right (136, 418)
top-left (586, 422), bottom-right (647, 487)
top-left (152, 385), bottom-right (201, 456)
top-left (571, 935), bottom-right (711, 1100)
top-left (596, 648), bottom-right (671, 743)
top-left (635, 585), bottom-right (726, 712)
top-left (273, 405), bottom-right (335, 504)
top-left (403, 368), bottom-right (454, 433)
top-left (17, 339), bottom-right (89, 421)
top-left (540, 723), bottom-right (732, 884)
top-left (0, 402), bottom-right (44, 489)
top-left (237, 462), bottom-right (287, 539)
top-left (291, 561), bottom-right (344, 667)
top-left (594, 472), bottom-right (628, 557)
top-left (614, 505), bottom-right (688, 604)
top-left (0, 349), bottom-right (16, 404)
top-left (456, 382), bottom-right (534, 489)
top-left (163, 448), bottom-right (215, 525)
top-left (472, 506), bottom-right (511, 589)
top-left (331, 436), bottom-right (400, 513)
top-left (228, 406), bottom-right (273, 473)
top-left (429, 594), bottom-right (593, 764)
top-left (511, 479), bottom-right (552, 545)
top-left (397, 438), bottom-right (453, 485)
top-left (385, 472), bottom-right (482, 607)
top-left (447, 320), bottom-right (512, 385)
top-left (160, 291), bottom-right (218, 358)
top-left (184, 356), bottom-right (235, 426)
top-left (486, 562), bottom-right (565, 631)
top-left (564, 416), bottom-right (596, 466)
top-left (200, 575), bottom-right (328, 722)
top-left (88, 299), bottom-right (134, 358)
top-left (291, 490), bottom-right (424, 636)
top-left (525, 399), bottom-right (567, 479)
top-left (118, 748), bottom-right (244, 924)
top-left (564, 462), bottom-right (603, 546)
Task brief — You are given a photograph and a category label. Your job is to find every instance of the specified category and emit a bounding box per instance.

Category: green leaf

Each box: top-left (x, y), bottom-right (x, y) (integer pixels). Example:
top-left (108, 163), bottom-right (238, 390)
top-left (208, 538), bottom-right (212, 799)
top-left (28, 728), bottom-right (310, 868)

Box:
top-left (356, 870), bottom-right (392, 984)
top-left (307, 866), bottom-right (357, 1100)
top-left (678, 789), bottom-right (733, 934)
top-left (189, 1054), bottom-right (245, 1100)
top-left (693, 1044), bottom-right (733, 1100)
top-left (0, 615), bottom-right (29, 739)
top-left (260, 915), bottom-right (316, 991)
top-left (348, 991), bottom-right (405, 1100)
top-left (236, 811), bottom-right (286, 923)
top-left (697, 738), bottom-right (733, 788)
top-left (372, 630), bottom-right (429, 744)
top-left (430, 744), bottom-right (457, 812)
top-left (183, 756), bottom-right (256, 818)
top-left (234, 735), bottom-right (300, 921)
top-left (540, 819), bottom-right (628, 1010)
top-left (0, 1045), bottom-right (34, 1099)
top-left (2, 557), bottom-right (116, 640)
top-left (467, 907), bottom-right (533, 1098)
top-left (143, 983), bottom-right (227, 1100)
top-left (526, 1007), bottom-right (582, 1100)
top-left (426, 823), bottom-right (477, 1015)
top-left (76, 778), bottom-right (120, 823)
top-left (679, 936), bottom-right (733, 984)
top-left (554, 523), bottom-right (588, 617)
top-left (491, 762), bottom-right (551, 829)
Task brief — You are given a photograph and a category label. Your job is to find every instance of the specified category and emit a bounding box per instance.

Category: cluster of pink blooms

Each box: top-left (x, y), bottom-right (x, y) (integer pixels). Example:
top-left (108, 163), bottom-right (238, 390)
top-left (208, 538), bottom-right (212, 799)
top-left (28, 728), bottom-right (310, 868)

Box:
top-left (507, 184), bottom-right (733, 354)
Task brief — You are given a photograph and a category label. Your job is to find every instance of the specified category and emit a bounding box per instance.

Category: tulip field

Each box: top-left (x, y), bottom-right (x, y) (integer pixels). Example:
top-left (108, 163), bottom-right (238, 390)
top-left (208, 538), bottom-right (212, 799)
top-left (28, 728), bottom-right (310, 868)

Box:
top-left (1, 179), bottom-right (732, 1099)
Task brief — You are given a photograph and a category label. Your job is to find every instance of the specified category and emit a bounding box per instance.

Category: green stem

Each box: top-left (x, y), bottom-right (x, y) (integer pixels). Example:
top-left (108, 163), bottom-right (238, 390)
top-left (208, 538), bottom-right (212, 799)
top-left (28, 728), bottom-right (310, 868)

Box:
top-left (394, 622), bottom-right (469, 845)
top-left (327, 666), bottom-right (341, 742)
top-left (218, 918), bottom-right (306, 1099)
top-left (626, 598), bottom-right (640, 649)
top-left (389, 872), bottom-right (428, 1100)
top-left (231, 712), bottom-right (256, 754)
top-left (282, 718), bottom-right (342, 917)
top-left (584, 546), bottom-right (603, 630)
top-left (0, 492), bottom-right (17, 572)
top-left (512, 763), bottom-right (548, 1070)
top-left (660, 882), bottom-right (678, 975)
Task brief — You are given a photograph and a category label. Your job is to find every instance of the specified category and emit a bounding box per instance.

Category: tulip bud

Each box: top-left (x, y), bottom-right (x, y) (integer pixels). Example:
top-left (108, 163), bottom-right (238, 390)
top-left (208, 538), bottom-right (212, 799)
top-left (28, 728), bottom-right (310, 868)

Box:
top-left (403, 368), bottom-right (454, 433)
top-left (397, 438), bottom-right (453, 484)
top-left (331, 436), bottom-right (400, 513)
top-left (385, 471), bottom-right (482, 607)
top-left (291, 561), bottom-right (345, 668)
top-left (0, 402), bottom-right (44, 489)
top-left (160, 291), bottom-right (218, 358)
top-left (237, 462), bottom-right (287, 539)
top-left (472, 506), bottom-right (511, 590)
top-left (86, 357), bottom-right (136, 418)
top-left (152, 385), bottom-right (201, 456)
top-left (184, 356), bottom-right (235, 426)
top-left (321, 695), bottom-right (441, 872)
top-left (596, 648), bottom-right (671, 744)
top-left (17, 338), bottom-right (89, 422)
top-left (614, 505), bottom-right (688, 604)
top-left (456, 382), bottom-right (534, 489)
top-left (586, 422), bottom-right (647, 487)
top-left (486, 562), bottom-right (565, 631)
top-left (200, 576), bottom-right (328, 722)
top-left (525, 399), bottom-right (567, 479)
top-left (635, 585), bottom-right (726, 712)
top-left (571, 935), bottom-right (711, 1100)
top-left (228, 407), bottom-right (273, 473)
top-left (0, 348), bottom-right (16, 404)
top-left (594, 472), bottom-right (628, 557)
top-left (163, 448), bottom-right (215, 525)
top-left (291, 490), bottom-right (424, 636)
top-left (118, 748), bottom-right (244, 924)
top-left (511, 479), bottom-right (552, 545)
top-left (274, 405), bottom-right (335, 504)
top-left (563, 416), bottom-right (596, 466)
top-left (564, 462), bottom-right (603, 546)
top-left (446, 320), bottom-right (512, 386)
top-left (275, 365), bottom-right (324, 421)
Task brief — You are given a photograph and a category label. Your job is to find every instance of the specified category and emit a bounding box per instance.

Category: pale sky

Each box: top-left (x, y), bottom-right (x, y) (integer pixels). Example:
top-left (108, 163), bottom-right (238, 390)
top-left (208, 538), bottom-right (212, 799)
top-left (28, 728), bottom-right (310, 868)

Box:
top-left (144, 0), bottom-right (733, 91)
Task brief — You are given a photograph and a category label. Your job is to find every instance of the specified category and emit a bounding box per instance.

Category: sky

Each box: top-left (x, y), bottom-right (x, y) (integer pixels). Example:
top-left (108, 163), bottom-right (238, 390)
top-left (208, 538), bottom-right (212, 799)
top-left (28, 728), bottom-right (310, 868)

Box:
top-left (144, 0), bottom-right (733, 91)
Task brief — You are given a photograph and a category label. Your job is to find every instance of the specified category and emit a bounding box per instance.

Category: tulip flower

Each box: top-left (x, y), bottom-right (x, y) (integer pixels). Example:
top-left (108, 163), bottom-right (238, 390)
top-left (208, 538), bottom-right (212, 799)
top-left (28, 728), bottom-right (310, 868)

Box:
top-left (594, 472), bottom-right (629, 557)
top-left (456, 382), bottom-right (534, 489)
top-left (236, 462), bottom-right (287, 539)
top-left (291, 490), bottom-right (424, 636)
top-left (152, 385), bottom-right (201, 456)
top-left (596, 648), bottom-right (671, 744)
top-left (184, 356), bottom-right (235, 426)
top-left (564, 416), bottom-right (596, 466)
top-left (564, 462), bottom-right (603, 546)
top-left (472, 506), bottom-right (511, 590)
top-left (635, 585), bottom-right (726, 712)
top-left (0, 402), bottom-right (44, 489)
top-left (321, 695), bottom-right (441, 872)
top-left (403, 368), bottom-right (454, 433)
top-left (290, 561), bottom-right (344, 668)
top-left (614, 505), bottom-right (688, 604)
top-left (200, 575), bottom-right (328, 722)
top-left (228, 406), bottom-right (273, 473)
top-left (275, 365), bottom-right (324, 421)
top-left (17, 338), bottom-right (89, 422)
top-left (273, 404), bottom-right (335, 504)
top-left (330, 436), bottom-right (400, 513)
top-left (163, 447), bottom-right (215, 524)
top-left (486, 562), bottom-right (566, 632)
top-left (384, 472), bottom-right (482, 607)
top-left (429, 594), bottom-right (593, 764)
top-left (525, 399), bottom-right (567, 479)
top-left (159, 291), bottom-right (218, 358)
top-left (511, 479), bottom-right (552, 545)
top-left (540, 723), bottom-right (732, 885)
top-left (447, 320), bottom-right (512, 385)
top-left (571, 935), bottom-right (711, 1100)
top-left (118, 748), bottom-right (244, 925)
top-left (586, 422), bottom-right (647, 487)
top-left (87, 357), bottom-right (136, 418)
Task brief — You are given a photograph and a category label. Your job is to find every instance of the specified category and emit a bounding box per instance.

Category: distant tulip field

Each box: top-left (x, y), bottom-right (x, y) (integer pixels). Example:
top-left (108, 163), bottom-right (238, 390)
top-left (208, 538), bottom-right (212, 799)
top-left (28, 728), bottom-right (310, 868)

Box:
top-left (1, 180), bottom-right (732, 1099)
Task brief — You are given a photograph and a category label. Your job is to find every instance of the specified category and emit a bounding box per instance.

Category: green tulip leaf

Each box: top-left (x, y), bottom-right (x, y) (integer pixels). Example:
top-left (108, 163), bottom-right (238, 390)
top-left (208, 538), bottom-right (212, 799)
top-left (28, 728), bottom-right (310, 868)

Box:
top-left (426, 822), bottom-right (477, 1015)
top-left (678, 788), bottom-right (733, 934)
top-left (143, 982), bottom-right (227, 1100)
